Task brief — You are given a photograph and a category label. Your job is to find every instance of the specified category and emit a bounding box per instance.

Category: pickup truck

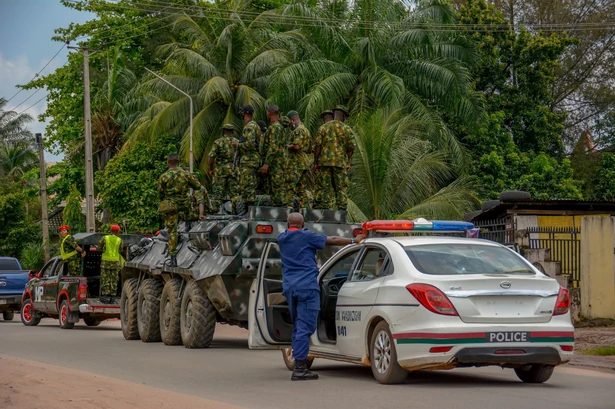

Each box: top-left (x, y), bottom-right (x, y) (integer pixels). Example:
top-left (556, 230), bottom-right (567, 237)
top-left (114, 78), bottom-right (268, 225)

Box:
top-left (20, 233), bottom-right (141, 328)
top-left (0, 257), bottom-right (33, 321)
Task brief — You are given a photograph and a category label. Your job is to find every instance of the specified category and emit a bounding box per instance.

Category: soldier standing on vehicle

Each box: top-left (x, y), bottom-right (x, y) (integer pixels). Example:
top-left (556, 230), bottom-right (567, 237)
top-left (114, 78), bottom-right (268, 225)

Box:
top-left (312, 106), bottom-right (356, 210)
top-left (234, 105), bottom-right (262, 209)
top-left (158, 154), bottom-right (204, 267)
top-left (286, 110), bottom-right (311, 210)
top-left (97, 224), bottom-right (123, 304)
top-left (278, 212), bottom-right (366, 381)
top-left (59, 225), bottom-right (86, 276)
top-left (209, 124), bottom-right (239, 214)
top-left (261, 105), bottom-right (291, 207)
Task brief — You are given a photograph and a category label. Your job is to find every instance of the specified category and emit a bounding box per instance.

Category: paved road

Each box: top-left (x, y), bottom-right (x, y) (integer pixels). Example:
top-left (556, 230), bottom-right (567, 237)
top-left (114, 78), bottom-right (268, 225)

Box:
top-left (1, 319), bottom-right (613, 409)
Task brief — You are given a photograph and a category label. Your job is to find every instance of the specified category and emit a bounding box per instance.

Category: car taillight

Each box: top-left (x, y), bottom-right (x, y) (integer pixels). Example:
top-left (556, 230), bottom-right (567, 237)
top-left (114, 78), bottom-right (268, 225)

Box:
top-left (77, 282), bottom-right (88, 301)
top-left (406, 283), bottom-right (458, 316)
top-left (553, 287), bottom-right (570, 316)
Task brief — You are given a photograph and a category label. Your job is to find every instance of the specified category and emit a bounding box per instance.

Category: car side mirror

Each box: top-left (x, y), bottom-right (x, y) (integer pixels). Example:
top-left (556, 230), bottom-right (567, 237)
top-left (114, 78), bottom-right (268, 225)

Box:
top-left (28, 270), bottom-right (37, 280)
top-left (36, 270), bottom-right (43, 279)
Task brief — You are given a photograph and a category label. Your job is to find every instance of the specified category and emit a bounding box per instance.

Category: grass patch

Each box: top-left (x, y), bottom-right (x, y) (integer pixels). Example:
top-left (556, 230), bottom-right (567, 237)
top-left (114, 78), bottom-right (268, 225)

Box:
top-left (579, 346), bottom-right (615, 356)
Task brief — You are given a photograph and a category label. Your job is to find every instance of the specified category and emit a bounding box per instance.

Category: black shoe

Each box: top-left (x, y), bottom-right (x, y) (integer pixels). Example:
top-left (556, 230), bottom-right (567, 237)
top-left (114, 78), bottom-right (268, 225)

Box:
top-left (100, 295), bottom-right (111, 304)
top-left (170, 256), bottom-right (178, 267)
top-left (291, 360), bottom-right (319, 381)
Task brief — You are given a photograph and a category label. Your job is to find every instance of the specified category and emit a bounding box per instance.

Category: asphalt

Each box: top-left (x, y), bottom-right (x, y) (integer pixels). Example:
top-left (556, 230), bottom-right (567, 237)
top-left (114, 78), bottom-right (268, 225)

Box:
top-left (1, 318), bottom-right (614, 409)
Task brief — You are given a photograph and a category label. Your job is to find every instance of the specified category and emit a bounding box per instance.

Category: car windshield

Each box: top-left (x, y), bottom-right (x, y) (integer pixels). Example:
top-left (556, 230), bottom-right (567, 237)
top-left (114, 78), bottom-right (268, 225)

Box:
top-left (404, 243), bottom-right (535, 276)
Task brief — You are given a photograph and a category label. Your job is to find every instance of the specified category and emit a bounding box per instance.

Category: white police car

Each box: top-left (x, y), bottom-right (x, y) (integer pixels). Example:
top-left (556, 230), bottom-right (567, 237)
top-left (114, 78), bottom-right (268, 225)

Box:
top-left (248, 219), bottom-right (574, 384)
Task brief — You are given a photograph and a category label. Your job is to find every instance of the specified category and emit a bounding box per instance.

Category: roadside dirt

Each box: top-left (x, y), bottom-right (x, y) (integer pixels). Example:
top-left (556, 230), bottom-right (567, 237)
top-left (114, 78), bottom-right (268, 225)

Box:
top-left (0, 354), bottom-right (244, 409)
top-left (575, 327), bottom-right (615, 351)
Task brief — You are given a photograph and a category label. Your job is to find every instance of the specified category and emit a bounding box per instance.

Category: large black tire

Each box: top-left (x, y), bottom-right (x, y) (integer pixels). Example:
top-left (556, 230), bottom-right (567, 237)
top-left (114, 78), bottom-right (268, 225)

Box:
top-left (160, 278), bottom-right (183, 346)
top-left (120, 278), bottom-right (139, 340)
top-left (514, 365), bottom-right (554, 383)
top-left (137, 278), bottom-right (164, 342)
top-left (58, 300), bottom-right (74, 329)
top-left (370, 321), bottom-right (408, 384)
top-left (84, 317), bottom-right (101, 327)
top-left (3, 311), bottom-right (15, 321)
top-left (499, 190), bottom-right (531, 201)
top-left (20, 299), bottom-right (40, 326)
top-left (481, 200), bottom-right (500, 211)
top-left (282, 348), bottom-right (314, 371)
top-left (180, 280), bottom-right (216, 348)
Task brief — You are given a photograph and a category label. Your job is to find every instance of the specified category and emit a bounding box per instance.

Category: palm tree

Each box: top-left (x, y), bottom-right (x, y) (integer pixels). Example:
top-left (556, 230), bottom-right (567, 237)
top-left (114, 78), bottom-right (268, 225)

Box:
top-left (0, 140), bottom-right (37, 178)
top-left (347, 109), bottom-right (479, 222)
top-left (0, 97), bottom-right (34, 143)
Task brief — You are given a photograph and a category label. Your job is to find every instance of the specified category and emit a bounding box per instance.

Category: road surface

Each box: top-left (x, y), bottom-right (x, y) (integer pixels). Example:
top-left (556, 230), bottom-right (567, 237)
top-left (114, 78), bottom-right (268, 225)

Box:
top-left (1, 319), bottom-right (613, 409)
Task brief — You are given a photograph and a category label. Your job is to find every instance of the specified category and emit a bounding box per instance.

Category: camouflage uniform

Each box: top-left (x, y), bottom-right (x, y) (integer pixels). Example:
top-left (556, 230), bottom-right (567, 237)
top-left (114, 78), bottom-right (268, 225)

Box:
top-left (60, 235), bottom-right (81, 276)
top-left (158, 168), bottom-right (203, 256)
top-left (263, 121), bottom-right (291, 206)
top-left (237, 120), bottom-right (263, 205)
top-left (97, 234), bottom-right (123, 297)
top-left (287, 122), bottom-right (312, 208)
top-left (313, 120), bottom-right (356, 210)
top-left (210, 134), bottom-right (239, 211)
top-left (189, 186), bottom-right (210, 219)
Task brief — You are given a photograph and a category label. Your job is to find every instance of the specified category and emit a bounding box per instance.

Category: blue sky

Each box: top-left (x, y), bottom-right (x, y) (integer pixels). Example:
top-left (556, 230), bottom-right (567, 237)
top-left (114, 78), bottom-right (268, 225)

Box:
top-left (0, 0), bottom-right (94, 162)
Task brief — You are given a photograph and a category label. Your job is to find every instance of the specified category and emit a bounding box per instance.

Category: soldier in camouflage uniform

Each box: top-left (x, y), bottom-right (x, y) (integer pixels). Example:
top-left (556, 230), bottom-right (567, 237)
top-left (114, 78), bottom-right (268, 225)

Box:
top-left (158, 153), bottom-right (204, 267)
top-left (312, 106), bottom-right (357, 210)
top-left (192, 186), bottom-right (210, 220)
top-left (96, 224), bottom-right (123, 304)
top-left (234, 105), bottom-right (263, 208)
top-left (286, 110), bottom-right (312, 210)
top-left (261, 105), bottom-right (291, 207)
top-left (59, 225), bottom-right (85, 276)
top-left (209, 124), bottom-right (239, 213)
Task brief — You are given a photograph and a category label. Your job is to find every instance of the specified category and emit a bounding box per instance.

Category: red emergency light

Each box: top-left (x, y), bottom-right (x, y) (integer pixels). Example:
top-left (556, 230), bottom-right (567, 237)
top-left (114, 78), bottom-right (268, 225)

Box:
top-left (362, 220), bottom-right (415, 231)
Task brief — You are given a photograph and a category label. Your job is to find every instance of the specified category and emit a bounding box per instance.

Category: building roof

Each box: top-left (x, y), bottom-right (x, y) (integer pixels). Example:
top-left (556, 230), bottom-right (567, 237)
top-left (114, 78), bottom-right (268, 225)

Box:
top-left (472, 199), bottom-right (615, 221)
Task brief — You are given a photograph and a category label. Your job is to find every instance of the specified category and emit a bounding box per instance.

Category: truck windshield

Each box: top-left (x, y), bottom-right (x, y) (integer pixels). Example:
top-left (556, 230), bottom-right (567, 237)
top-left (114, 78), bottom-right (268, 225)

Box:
top-left (404, 244), bottom-right (535, 276)
top-left (0, 259), bottom-right (21, 271)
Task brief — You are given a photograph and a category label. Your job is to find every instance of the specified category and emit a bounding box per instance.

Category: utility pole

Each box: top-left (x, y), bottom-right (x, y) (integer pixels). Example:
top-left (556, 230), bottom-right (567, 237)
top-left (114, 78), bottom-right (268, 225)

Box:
top-left (69, 44), bottom-right (96, 232)
top-left (35, 133), bottom-right (50, 262)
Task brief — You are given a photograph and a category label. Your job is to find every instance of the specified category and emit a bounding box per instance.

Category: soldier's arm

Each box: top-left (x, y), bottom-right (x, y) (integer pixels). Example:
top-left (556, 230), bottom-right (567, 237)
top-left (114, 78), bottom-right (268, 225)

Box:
top-left (238, 126), bottom-right (255, 151)
top-left (287, 128), bottom-right (304, 151)
top-left (208, 156), bottom-right (215, 175)
top-left (188, 172), bottom-right (203, 191)
top-left (158, 174), bottom-right (166, 200)
top-left (68, 236), bottom-right (85, 255)
top-left (313, 127), bottom-right (324, 167)
top-left (346, 126), bottom-right (357, 159)
top-left (263, 127), bottom-right (276, 165)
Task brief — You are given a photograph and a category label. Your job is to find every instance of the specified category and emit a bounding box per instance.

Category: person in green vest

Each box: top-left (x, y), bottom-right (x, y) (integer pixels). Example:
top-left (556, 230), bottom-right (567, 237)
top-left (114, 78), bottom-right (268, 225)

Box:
top-left (96, 224), bottom-right (124, 304)
top-left (58, 225), bottom-right (86, 276)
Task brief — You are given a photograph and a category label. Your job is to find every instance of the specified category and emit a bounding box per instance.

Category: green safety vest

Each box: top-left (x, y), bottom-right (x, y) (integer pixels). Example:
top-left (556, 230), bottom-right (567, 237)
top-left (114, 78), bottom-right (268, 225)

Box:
top-left (60, 234), bottom-right (78, 260)
top-left (101, 235), bottom-right (123, 262)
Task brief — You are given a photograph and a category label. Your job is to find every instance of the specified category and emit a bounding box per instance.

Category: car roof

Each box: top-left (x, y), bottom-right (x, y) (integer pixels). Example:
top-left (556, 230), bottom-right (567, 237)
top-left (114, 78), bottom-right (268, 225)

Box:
top-left (364, 236), bottom-right (503, 248)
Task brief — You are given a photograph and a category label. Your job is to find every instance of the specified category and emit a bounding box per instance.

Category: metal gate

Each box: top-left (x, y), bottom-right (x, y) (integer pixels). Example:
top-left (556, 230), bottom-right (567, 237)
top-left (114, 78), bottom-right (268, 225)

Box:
top-left (474, 217), bottom-right (515, 244)
top-left (526, 227), bottom-right (581, 287)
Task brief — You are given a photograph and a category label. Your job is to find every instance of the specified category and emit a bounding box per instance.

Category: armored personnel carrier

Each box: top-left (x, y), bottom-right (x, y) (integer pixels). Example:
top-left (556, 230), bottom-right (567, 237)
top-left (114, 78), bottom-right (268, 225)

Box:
top-left (120, 206), bottom-right (361, 348)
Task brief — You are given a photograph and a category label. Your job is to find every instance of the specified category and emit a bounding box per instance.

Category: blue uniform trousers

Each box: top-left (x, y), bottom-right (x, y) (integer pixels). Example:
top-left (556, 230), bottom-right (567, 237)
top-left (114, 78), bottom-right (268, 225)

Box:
top-left (285, 288), bottom-right (320, 361)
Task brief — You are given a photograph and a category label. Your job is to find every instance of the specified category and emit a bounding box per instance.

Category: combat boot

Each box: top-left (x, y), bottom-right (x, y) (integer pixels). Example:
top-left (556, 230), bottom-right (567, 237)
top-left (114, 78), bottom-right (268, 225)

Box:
top-left (291, 360), bottom-right (319, 381)
top-left (170, 256), bottom-right (178, 267)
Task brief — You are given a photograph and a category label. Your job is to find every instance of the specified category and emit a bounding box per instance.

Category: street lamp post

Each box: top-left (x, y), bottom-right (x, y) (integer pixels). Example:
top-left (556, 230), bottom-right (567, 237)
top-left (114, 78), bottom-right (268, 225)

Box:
top-left (144, 67), bottom-right (194, 172)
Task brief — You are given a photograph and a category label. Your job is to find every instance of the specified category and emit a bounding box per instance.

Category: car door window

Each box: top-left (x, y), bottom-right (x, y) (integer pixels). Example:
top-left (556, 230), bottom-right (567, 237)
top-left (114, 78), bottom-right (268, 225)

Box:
top-left (350, 248), bottom-right (390, 282)
top-left (40, 260), bottom-right (56, 277)
top-left (321, 249), bottom-right (361, 281)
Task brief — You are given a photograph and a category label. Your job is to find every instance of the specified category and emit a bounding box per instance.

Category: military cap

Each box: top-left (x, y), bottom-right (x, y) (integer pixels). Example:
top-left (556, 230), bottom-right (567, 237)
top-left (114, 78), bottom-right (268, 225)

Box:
top-left (320, 109), bottom-right (334, 118)
top-left (286, 110), bottom-right (299, 118)
top-left (221, 123), bottom-right (234, 131)
top-left (240, 104), bottom-right (254, 114)
top-left (334, 105), bottom-right (349, 116)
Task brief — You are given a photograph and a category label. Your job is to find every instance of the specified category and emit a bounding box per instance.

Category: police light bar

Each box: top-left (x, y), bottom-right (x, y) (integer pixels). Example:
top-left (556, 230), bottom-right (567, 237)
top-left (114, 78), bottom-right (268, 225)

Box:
top-left (362, 218), bottom-right (474, 233)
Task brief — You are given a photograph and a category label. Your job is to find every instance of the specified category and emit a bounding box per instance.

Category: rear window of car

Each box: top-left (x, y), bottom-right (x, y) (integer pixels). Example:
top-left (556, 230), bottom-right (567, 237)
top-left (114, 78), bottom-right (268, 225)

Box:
top-left (0, 259), bottom-right (20, 271)
top-left (404, 243), bottom-right (535, 276)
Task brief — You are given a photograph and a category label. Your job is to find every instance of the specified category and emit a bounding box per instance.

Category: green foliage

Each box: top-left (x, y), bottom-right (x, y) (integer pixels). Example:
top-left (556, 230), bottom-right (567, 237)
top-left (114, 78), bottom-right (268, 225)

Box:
top-left (0, 189), bottom-right (39, 260)
top-left (96, 135), bottom-right (179, 232)
top-left (63, 185), bottom-right (85, 232)
top-left (20, 242), bottom-right (45, 271)
top-left (593, 154), bottom-right (615, 200)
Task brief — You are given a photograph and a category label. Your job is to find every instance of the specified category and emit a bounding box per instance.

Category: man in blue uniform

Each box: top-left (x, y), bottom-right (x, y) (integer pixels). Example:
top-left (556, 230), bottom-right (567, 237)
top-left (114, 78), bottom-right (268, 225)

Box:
top-left (277, 212), bottom-right (366, 381)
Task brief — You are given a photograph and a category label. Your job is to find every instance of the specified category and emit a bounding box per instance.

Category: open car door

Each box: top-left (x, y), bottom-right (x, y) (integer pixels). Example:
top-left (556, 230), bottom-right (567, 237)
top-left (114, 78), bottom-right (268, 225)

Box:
top-left (248, 241), bottom-right (292, 349)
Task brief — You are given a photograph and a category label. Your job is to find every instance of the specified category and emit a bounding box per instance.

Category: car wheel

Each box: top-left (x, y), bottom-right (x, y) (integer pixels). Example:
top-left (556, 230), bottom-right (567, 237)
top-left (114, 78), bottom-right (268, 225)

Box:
top-left (160, 278), bottom-right (183, 346)
top-left (59, 300), bottom-right (75, 329)
top-left (180, 280), bottom-right (216, 348)
top-left (370, 321), bottom-right (408, 384)
top-left (3, 311), bottom-right (15, 321)
top-left (137, 278), bottom-right (164, 342)
top-left (282, 348), bottom-right (314, 371)
top-left (514, 365), bottom-right (554, 383)
top-left (20, 299), bottom-right (40, 326)
top-left (120, 278), bottom-right (139, 340)
top-left (84, 317), bottom-right (101, 327)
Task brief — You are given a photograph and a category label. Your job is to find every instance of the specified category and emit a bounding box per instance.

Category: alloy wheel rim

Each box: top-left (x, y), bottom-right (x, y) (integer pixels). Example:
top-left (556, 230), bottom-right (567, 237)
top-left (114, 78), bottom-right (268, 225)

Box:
top-left (61, 305), bottom-right (67, 325)
top-left (374, 330), bottom-right (392, 375)
top-left (23, 303), bottom-right (32, 322)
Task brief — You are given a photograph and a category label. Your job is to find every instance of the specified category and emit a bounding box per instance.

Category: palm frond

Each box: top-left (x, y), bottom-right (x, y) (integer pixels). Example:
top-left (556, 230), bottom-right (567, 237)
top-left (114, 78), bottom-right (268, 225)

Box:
top-left (198, 76), bottom-right (234, 106)
top-left (164, 48), bottom-right (220, 79)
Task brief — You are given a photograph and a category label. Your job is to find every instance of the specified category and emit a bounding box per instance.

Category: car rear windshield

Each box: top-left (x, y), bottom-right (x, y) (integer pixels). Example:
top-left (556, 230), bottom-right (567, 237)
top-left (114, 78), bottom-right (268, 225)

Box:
top-left (404, 244), bottom-right (535, 276)
top-left (0, 259), bottom-right (20, 271)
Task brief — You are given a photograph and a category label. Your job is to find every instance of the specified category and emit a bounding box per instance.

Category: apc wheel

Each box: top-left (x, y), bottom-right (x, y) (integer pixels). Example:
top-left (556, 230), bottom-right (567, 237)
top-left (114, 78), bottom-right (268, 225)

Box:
top-left (370, 321), bottom-right (408, 384)
top-left (282, 348), bottom-right (314, 371)
top-left (160, 278), bottom-right (183, 346)
top-left (137, 278), bottom-right (164, 342)
top-left (84, 317), bottom-right (101, 327)
top-left (20, 299), bottom-right (40, 326)
top-left (514, 365), bottom-right (554, 383)
top-left (3, 311), bottom-right (15, 321)
top-left (180, 280), bottom-right (216, 348)
top-left (120, 278), bottom-right (139, 340)
top-left (59, 300), bottom-right (74, 329)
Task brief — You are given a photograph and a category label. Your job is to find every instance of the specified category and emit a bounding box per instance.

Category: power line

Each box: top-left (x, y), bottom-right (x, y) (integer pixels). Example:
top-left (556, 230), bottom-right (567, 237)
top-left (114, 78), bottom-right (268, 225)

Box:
top-left (17, 94), bottom-right (48, 116)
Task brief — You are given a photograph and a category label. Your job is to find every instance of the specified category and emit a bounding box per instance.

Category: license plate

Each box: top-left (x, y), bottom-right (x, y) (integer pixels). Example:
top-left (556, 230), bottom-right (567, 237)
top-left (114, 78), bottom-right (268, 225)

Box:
top-left (486, 331), bottom-right (530, 343)
top-left (0, 300), bottom-right (7, 304)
